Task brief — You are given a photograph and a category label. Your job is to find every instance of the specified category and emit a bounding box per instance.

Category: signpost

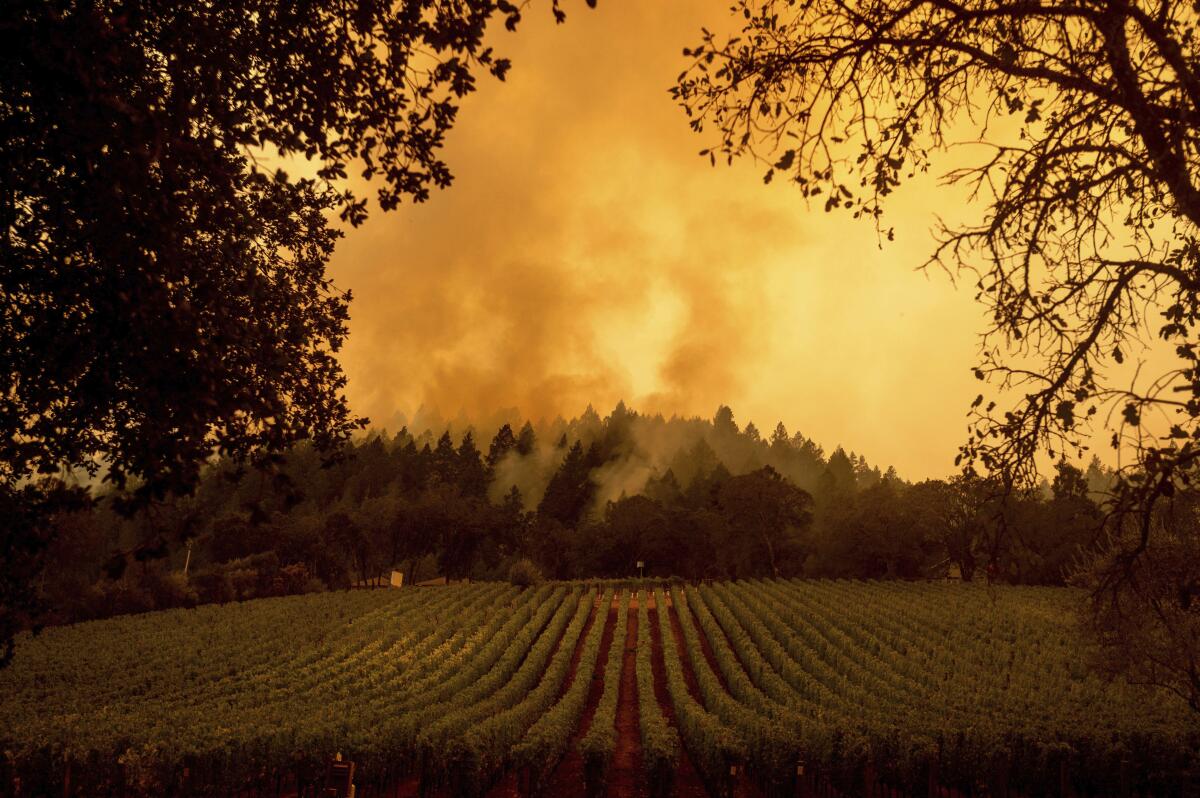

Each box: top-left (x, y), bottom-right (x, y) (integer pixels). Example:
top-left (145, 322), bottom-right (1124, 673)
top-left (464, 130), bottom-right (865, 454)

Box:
top-left (323, 753), bottom-right (355, 798)
top-left (637, 560), bottom-right (644, 579)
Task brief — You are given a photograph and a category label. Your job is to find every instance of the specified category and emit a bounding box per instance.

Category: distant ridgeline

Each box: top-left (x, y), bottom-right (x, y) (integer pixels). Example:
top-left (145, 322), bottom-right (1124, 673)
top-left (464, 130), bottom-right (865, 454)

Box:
top-left (41, 403), bottom-right (1116, 624)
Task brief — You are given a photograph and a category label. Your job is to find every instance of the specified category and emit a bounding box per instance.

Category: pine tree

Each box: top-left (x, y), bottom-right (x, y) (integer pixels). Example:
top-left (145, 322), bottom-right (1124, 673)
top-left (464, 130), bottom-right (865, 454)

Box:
top-left (487, 424), bottom-right (517, 470)
top-left (432, 432), bottom-right (456, 484)
top-left (457, 432), bottom-right (488, 497)
top-left (516, 421), bottom-right (537, 456)
top-left (713, 405), bottom-right (738, 437)
top-left (770, 422), bottom-right (789, 448)
top-left (537, 441), bottom-right (596, 527)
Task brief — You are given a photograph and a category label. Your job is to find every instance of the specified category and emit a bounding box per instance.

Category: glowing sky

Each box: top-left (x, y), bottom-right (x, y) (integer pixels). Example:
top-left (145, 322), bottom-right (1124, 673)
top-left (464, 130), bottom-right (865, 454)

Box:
top-left (327, 0), bottom-right (987, 480)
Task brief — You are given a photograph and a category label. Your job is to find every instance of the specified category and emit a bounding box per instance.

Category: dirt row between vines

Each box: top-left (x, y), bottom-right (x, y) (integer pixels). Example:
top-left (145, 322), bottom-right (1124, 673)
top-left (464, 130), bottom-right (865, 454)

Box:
top-left (664, 593), bottom-right (764, 798)
top-left (486, 594), bottom-right (605, 798)
top-left (609, 596), bottom-right (645, 798)
top-left (539, 598), bottom-right (617, 795)
top-left (646, 594), bottom-right (709, 798)
top-left (320, 589), bottom-right (781, 798)
top-left (490, 590), bottom-right (733, 798)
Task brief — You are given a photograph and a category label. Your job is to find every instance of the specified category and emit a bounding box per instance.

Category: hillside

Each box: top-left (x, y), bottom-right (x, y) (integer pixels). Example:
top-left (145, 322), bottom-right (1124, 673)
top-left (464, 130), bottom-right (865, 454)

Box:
top-left (1, 581), bottom-right (1196, 797)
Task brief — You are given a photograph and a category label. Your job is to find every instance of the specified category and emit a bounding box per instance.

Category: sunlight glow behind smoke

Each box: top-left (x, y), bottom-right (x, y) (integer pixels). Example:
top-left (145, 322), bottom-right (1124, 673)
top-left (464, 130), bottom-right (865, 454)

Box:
top-left (327, 0), bottom-right (987, 480)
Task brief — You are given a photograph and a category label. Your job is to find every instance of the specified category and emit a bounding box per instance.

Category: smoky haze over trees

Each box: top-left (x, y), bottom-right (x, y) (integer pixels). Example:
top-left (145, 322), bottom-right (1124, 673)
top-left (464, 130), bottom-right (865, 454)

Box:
top-left (38, 403), bottom-right (1115, 627)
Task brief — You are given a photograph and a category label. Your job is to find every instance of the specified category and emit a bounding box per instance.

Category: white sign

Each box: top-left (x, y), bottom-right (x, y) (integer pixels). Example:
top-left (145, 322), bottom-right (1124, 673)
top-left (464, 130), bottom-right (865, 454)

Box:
top-left (389, 570), bottom-right (405, 588)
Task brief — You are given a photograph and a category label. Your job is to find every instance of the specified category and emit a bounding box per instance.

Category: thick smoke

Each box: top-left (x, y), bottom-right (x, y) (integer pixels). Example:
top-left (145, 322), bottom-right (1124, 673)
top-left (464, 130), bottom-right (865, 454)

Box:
top-left (326, 0), bottom-right (986, 480)
top-left (488, 441), bottom-right (567, 510)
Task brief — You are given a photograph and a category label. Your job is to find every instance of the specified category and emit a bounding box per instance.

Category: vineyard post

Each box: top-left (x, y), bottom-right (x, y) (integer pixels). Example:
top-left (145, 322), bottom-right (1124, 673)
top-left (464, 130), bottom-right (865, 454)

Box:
top-left (720, 761), bottom-right (734, 798)
top-left (794, 761), bottom-right (809, 798)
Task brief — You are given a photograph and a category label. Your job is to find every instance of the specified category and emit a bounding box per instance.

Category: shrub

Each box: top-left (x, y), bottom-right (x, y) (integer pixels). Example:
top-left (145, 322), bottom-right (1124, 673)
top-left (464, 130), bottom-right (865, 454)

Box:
top-left (508, 558), bottom-right (543, 587)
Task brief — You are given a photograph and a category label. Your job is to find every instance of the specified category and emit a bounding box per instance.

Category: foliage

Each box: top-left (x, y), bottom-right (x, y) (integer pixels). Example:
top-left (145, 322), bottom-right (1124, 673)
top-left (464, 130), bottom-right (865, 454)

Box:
top-left (635, 590), bottom-right (678, 797)
top-left (0, 0), bottom-right (592, 663)
top-left (578, 591), bottom-right (629, 795)
top-left (29, 404), bottom-right (1120, 634)
top-left (508, 557), bottom-right (544, 587)
top-left (1079, 492), bottom-right (1200, 712)
top-left (445, 588), bottom-right (594, 795)
top-left (512, 588), bottom-right (614, 790)
top-left (0, 580), bottom-right (1196, 796)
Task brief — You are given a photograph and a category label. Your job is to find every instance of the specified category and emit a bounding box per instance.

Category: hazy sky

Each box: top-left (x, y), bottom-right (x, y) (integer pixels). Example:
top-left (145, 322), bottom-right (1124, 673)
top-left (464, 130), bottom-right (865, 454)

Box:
top-left (326, 0), bottom-right (987, 480)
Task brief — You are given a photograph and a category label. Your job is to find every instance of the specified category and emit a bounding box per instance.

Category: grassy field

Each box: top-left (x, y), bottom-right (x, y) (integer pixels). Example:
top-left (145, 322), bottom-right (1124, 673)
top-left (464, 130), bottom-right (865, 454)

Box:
top-left (1, 580), bottom-right (1196, 797)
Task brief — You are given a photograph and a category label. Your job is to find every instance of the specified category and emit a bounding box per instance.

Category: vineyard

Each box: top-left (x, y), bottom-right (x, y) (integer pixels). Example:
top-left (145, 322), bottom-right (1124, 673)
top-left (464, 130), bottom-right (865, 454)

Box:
top-left (1, 580), bottom-right (1197, 797)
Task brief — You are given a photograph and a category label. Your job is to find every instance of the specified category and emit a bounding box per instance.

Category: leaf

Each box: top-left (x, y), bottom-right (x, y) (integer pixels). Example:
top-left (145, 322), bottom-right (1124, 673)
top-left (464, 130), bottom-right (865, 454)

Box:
top-left (1122, 403), bottom-right (1141, 426)
top-left (1055, 400), bottom-right (1075, 428)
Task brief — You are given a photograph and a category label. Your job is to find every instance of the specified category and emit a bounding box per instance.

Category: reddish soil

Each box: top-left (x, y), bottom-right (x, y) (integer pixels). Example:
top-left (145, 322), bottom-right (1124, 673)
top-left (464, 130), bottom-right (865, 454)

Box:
top-left (609, 595), bottom-right (646, 798)
top-left (556, 594), bottom-right (603, 703)
top-left (539, 598), bottom-right (618, 795)
top-left (647, 602), bottom-right (708, 798)
top-left (664, 597), bottom-right (706, 703)
top-left (673, 590), bottom-right (729, 693)
top-left (667, 590), bottom-right (763, 798)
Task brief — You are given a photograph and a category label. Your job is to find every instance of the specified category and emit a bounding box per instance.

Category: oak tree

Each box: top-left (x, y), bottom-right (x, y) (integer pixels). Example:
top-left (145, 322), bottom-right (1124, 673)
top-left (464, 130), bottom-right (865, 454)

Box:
top-left (674, 0), bottom-right (1200, 706)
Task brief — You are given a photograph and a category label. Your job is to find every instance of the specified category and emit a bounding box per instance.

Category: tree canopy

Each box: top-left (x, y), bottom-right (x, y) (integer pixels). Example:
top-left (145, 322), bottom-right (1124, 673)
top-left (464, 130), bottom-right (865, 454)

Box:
top-left (673, 0), bottom-right (1200, 708)
top-left (0, 0), bottom-right (581, 664)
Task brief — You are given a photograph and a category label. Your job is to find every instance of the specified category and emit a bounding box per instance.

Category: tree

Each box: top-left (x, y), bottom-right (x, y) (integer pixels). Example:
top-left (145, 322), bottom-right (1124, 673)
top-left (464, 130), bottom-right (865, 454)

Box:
top-left (675, 0), bottom-right (1200, 706)
top-left (516, 422), bottom-right (538, 457)
top-left (716, 466), bottom-right (813, 577)
top-left (907, 477), bottom-right (999, 582)
top-left (597, 495), bottom-right (668, 576)
top-left (713, 405), bottom-right (738, 437)
top-left (487, 424), bottom-right (518, 472)
top-left (0, 0), bottom-right (579, 664)
top-left (432, 431), bottom-right (458, 484)
top-left (820, 447), bottom-right (857, 497)
top-left (1052, 461), bottom-right (1091, 502)
top-left (1008, 466), bottom-right (1100, 585)
top-left (456, 432), bottom-right (488, 497)
top-left (537, 440), bottom-right (599, 528)
top-left (669, 437), bottom-right (720, 488)
top-left (808, 480), bottom-right (933, 579)
top-left (770, 422), bottom-right (789, 449)
top-left (1079, 491), bottom-right (1200, 711)
top-left (644, 469), bottom-right (684, 506)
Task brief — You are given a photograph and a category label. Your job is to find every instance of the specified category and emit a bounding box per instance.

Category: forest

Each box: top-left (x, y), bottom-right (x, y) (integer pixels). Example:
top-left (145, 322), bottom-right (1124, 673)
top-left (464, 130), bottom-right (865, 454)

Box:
top-left (36, 403), bottom-right (1114, 626)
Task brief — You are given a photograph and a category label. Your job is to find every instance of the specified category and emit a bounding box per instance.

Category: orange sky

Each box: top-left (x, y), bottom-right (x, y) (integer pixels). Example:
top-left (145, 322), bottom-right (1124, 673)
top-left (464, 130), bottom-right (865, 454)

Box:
top-left (326, 0), bottom-right (988, 480)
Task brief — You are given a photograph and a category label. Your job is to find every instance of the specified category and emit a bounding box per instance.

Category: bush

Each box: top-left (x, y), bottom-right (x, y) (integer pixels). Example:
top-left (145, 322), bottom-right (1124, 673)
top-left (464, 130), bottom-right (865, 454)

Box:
top-left (508, 558), bottom-right (543, 587)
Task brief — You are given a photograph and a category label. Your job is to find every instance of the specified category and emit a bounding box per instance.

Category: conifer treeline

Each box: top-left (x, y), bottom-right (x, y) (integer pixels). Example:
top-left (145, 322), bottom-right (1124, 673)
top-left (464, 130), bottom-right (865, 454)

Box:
top-left (37, 403), bottom-right (1112, 623)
